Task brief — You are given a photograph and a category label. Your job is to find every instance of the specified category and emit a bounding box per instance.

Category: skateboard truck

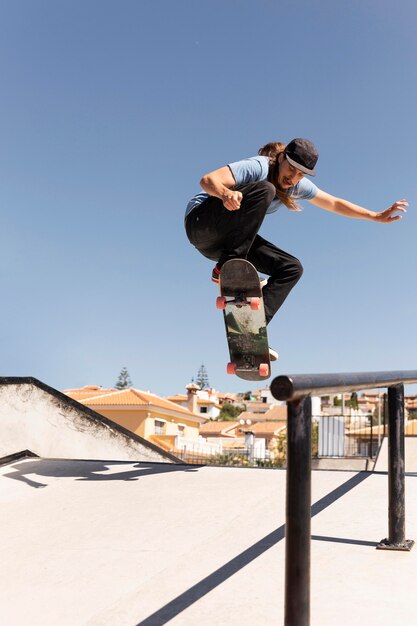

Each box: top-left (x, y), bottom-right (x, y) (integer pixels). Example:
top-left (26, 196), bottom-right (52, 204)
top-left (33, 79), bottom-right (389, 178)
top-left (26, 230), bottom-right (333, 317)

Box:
top-left (216, 296), bottom-right (261, 311)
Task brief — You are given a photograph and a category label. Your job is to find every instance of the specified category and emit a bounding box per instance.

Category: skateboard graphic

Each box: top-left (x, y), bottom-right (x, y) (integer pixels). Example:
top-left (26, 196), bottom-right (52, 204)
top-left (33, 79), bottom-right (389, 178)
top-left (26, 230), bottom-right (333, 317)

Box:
top-left (216, 259), bottom-right (271, 381)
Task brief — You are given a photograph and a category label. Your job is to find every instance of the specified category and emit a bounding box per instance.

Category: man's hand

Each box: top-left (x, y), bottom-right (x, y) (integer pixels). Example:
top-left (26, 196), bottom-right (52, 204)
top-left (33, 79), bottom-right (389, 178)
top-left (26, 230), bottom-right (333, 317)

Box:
top-left (374, 200), bottom-right (408, 223)
top-left (199, 166), bottom-right (243, 210)
top-left (222, 190), bottom-right (243, 211)
top-left (310, 191), bottom-right (409, 223)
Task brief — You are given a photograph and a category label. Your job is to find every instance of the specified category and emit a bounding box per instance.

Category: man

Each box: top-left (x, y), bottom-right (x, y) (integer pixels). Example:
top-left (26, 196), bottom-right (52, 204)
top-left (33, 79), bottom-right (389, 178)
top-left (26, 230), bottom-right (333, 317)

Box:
top-left (185, 138), bottom-right (408, 360)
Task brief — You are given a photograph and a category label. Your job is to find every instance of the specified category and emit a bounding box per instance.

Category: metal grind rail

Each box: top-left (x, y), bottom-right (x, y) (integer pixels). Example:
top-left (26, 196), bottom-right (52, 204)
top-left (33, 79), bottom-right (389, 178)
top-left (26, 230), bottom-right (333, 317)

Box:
top-left (270, 370), bottom-right (417, 626)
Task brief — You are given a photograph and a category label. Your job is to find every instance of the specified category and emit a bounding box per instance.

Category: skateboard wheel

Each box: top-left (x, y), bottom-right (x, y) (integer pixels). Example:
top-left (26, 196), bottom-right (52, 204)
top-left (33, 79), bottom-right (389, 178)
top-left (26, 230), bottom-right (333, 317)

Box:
top-left (216, 296), bottom-right (227, 310)
top-left (250, 297), bottom-right (261, 311)
top-left (259, 363), bottom-right (269, 377)
top-left (226, 362), bottom-right (237, 375)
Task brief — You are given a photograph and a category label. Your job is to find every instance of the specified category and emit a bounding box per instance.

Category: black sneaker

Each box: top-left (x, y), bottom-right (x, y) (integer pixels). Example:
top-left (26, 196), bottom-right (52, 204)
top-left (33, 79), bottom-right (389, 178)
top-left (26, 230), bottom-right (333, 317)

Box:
top-left (212, 263), bottom-right (267, 287)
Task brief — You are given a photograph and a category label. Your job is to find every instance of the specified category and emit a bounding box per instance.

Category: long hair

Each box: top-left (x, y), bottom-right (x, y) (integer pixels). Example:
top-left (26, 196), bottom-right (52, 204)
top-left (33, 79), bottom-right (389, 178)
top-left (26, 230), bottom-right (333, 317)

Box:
top-left (258, 142), bottom-right (301, 211)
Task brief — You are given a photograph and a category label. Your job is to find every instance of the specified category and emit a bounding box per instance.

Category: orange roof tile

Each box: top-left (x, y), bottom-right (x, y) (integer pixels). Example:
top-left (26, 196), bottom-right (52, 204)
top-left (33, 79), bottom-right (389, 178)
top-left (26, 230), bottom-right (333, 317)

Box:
top-left (64, 386), bottom-right (116, 401)
top-left (348, 421), bottom-right (417, 436)
top-left (235, 406), bottom-right (287, 424)
top-left (199, 421), bottom-right (239, 437)
top-left (264, 406), bottom-right (287, 420)
top-left (166, 395), bottom-right (187, 403)
top-left (238, 421), bottom-right (287, 436)
top-left (83, 389), bottom-right (151, 406)
top-left (245, 399), bottom-right (270, 406)
top-left (236, 412), bottom-right (259, 423)
top-left (166, 394), bottom-right (220, 408)
top-left (63, 387), bottom-right (202, 419)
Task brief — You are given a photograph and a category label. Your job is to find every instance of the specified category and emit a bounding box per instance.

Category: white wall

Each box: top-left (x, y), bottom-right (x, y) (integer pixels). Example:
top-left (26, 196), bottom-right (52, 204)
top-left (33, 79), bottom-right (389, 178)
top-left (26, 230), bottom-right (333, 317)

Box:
top-left (0, 380), bottom-right (175, 463)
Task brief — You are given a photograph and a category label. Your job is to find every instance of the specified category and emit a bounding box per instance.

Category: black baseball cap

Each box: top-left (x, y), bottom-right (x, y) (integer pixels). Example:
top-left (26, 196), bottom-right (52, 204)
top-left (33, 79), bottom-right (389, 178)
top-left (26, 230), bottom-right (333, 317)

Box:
top-left (284, 138), bottom-right (318, 177)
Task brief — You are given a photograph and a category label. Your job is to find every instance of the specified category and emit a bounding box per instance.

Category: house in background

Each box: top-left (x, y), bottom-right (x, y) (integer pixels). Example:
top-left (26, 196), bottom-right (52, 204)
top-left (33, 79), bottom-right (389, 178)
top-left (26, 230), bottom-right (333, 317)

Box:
top-left (198, 405), bottom-right (288, 460)
top-left (199, 420), bottom-right (241, 440)
top-left (234, 386), bottom-right (284, 414)
top-left (236, 405), bottom-right (287, 424)
top-left (63, 385), bottom-right (206, 452)
top-left (167, 383), bottom-right (222, 420)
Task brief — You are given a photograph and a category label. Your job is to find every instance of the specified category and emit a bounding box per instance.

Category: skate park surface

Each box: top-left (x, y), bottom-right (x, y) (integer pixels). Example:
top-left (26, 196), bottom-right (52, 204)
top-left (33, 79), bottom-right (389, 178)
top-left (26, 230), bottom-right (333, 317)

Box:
top-left (1, 457), bottom-right (417, 626)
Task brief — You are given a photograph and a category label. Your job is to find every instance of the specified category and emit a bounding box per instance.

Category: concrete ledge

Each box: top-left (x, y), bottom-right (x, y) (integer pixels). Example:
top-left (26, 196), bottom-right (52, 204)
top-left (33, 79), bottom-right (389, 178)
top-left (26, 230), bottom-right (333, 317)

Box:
top-left (0, 449), bottom-right (38, 467)
top-left (0, 377), bottom-right (180, 463)
top-left (312, 457), bottom-right (370, 471)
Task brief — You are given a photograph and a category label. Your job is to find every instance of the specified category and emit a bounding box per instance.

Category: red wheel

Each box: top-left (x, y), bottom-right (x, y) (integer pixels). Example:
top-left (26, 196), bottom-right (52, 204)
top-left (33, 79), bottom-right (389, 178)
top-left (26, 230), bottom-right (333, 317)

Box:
top-left (227, 362), bottom-right (237, 375)
top-left (250, 297), bottom-right (261, 311)
top-left (259, 363), bottom-right (269, 377)
top-left (216, 296), bottom-right (227, 310)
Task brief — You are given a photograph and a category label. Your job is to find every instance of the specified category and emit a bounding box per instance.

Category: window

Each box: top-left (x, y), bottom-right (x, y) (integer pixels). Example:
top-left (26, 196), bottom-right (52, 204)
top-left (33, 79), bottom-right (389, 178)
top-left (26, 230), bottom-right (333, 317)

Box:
top-left (200, 406), bottom-right (208, 414)
top-left (154, 420), bottom-right (165, 435)
top-left (178, 425), bottom-right (185, 436)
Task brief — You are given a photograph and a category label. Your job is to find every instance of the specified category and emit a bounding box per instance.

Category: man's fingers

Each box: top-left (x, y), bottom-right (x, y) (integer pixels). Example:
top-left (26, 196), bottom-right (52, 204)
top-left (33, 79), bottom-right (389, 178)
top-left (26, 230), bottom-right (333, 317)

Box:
top-left (392, 200), bottom-right (408, 211)
top-left (390, 207), bottom-right (407, 214)
top-left (223, 191), bottom-right (242, 211)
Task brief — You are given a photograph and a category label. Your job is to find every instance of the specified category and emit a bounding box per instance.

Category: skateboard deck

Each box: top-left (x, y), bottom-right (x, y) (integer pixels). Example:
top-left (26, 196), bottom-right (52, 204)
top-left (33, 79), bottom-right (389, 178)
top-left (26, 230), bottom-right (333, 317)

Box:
top-left (216, 259), bottom-right (270, 381)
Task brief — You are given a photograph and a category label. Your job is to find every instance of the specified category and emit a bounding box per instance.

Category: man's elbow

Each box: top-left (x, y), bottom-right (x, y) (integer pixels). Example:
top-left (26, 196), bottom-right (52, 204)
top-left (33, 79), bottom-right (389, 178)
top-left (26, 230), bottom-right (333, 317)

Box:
top-left (200, 174), bottom-right (211, 189)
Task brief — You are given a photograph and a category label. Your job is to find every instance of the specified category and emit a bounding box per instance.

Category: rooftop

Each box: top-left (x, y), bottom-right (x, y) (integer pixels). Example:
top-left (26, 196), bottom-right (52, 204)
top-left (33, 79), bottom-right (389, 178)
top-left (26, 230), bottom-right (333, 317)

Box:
top-left (64, 386), bottom-right (203, 420)
top-left (1, 456), bottom-right (417, 625)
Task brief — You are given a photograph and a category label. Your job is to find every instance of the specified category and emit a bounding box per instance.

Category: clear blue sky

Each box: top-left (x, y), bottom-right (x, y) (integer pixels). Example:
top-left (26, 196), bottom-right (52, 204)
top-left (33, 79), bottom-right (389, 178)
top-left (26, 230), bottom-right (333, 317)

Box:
top-left (1, 0), bottom-right (416, 397)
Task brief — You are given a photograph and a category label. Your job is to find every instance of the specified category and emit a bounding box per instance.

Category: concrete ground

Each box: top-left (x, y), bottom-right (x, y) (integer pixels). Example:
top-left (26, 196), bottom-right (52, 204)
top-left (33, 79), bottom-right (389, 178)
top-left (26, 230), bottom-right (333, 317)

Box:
top-left (1, 457), bottom-right (417, 626)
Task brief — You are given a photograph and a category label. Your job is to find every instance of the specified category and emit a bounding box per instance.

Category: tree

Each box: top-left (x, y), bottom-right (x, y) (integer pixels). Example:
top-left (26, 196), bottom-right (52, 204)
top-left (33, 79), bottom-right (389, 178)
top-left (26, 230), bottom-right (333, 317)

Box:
top-left (196, 364), bottom-right (210, 389)
top-left (349, 392), bottom-right (359, 410)
top-left (271, 422), bottom-right (318, 468)
top-left (115, 367), bottom-right (133, 389)
top-left (218, 402), bottom-right (246, 421)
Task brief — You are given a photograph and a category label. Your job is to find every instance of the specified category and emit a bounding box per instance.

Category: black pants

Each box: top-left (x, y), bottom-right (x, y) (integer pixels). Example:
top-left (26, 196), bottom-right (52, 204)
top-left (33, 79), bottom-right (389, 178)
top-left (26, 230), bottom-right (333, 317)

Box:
top-left (185, 181), bottom-right (303, 324)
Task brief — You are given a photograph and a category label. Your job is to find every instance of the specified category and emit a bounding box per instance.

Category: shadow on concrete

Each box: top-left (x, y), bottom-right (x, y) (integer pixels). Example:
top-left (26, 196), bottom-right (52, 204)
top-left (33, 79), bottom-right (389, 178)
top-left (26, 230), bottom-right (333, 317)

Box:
top-left (372, 471), bottom-right (417, 477)
top-left (2, 459), bottom-right (198, 489)
top-left (136, 471), bottom-right (372, 625)
top-left (312, 535), bottom-right (378, 547)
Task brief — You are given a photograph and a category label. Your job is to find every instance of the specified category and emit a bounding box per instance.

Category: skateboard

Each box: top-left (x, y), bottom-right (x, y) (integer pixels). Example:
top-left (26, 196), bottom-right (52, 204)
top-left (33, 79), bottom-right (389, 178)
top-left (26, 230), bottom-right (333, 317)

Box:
top-left (216, 259), bottom-right (270, 381)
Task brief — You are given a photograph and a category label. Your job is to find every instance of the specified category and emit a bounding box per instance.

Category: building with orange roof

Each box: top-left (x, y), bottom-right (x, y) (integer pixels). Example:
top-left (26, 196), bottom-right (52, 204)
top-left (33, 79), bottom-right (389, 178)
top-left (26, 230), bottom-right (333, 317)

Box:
top-left (167, 384), bottom-right (222, 420)
top-left (199, 421), bottom-right (240, 438)
top-left (237, 420), bottom-right (287, 447)
top-left (63, 386), bottom-right (206, 451)
top-left (236, 405), bottom-right (287, 423)
top-left (198, 416), bottom-right (286, 459)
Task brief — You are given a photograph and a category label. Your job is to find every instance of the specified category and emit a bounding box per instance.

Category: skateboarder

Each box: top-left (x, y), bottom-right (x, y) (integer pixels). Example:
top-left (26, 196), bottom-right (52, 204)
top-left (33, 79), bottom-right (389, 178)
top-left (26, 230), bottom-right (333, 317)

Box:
top-left (184, 138), bottom-right (408, 359)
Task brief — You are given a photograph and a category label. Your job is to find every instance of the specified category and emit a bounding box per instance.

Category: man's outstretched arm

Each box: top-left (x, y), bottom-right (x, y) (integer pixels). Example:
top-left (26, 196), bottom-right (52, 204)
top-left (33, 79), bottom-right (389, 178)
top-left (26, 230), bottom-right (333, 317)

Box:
top-left (309, 189), bottom-right (408, 223)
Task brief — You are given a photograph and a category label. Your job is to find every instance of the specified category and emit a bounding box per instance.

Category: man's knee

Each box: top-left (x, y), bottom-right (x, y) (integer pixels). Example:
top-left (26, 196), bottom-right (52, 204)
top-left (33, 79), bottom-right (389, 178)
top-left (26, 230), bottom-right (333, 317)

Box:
top-left (252, 180), bottom-right (276, 205)
top-left (271, 256), bottom-right (303, 283)
top-left (237, 180), bottom-right (276, 206)
top-left (292, 258), bottom-right (304, 281)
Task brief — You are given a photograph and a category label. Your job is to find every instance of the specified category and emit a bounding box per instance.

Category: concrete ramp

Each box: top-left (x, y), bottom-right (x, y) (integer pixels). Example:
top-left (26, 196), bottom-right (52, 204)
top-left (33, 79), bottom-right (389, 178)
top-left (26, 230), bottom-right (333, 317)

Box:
top-left (373, 436), bottom-right (417, 472)
top-left (0, 377), bottom-right (178, 463)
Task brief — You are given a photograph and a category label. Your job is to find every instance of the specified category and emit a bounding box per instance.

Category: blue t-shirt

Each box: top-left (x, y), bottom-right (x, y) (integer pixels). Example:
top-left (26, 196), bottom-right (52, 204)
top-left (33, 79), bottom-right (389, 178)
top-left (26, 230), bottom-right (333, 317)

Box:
top-left (185, 155), bottom-right (319, 218)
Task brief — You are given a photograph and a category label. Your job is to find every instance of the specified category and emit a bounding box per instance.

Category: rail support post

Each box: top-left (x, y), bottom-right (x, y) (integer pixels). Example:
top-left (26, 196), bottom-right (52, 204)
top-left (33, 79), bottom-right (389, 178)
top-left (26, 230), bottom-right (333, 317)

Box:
top-left (285, 396), bottom-right (311, 626)
top-left (377, 383), bottom-right (414, 551)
